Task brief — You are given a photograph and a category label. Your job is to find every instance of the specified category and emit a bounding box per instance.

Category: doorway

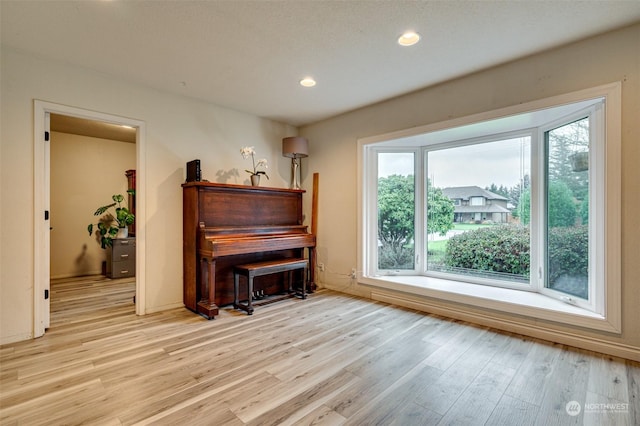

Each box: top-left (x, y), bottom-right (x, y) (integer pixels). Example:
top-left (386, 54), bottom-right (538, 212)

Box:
top-left (33, 101), bottom-right (146, 338)
top-left (50, 114), bottom-right (136, 279)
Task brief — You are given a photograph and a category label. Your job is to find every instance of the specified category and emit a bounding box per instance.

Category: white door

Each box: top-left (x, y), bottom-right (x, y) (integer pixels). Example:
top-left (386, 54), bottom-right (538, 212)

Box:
top-left (43, 112), bottom-right (51, 328)
top-left (34, 106), bottom-right (52, 336)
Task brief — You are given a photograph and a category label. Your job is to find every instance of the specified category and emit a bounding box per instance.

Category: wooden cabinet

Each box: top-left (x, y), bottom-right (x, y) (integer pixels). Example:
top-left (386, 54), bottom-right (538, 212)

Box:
top-left (107, 237), bottom-right (136, 278)
top-left (125, 169), bottom-right (136, 236)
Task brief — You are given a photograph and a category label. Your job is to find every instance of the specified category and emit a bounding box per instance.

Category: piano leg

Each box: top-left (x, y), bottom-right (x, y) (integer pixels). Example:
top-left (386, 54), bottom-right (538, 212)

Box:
top-left (308, 247), bottom-right (316, 292)
top-left (197, 257), bottom-right (219, 319)
top-left (301, 263), bottom-right (308, 299)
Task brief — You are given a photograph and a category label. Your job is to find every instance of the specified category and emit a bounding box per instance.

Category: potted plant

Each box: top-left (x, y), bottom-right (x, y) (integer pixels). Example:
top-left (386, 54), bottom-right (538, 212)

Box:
top-left (87, 193), bottom-right (135, 248)
top-left (240, 146), bottom-right (269, 186)
top-left (569, 151), bottom-right (589, 172)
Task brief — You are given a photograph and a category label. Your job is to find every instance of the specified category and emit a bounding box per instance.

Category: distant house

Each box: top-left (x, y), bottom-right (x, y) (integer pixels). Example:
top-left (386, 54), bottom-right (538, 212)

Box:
top-left (442, 186), bottom-right (510, 223)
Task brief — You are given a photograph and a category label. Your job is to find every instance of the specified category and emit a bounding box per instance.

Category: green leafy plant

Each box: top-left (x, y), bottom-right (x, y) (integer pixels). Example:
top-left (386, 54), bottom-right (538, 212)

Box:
top-left (87, 193), bottom-right (134, 248)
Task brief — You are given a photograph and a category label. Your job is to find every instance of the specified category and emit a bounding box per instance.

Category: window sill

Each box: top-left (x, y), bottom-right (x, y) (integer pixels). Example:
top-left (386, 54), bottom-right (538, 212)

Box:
top-left (359, 275), bottom-right (619, 333)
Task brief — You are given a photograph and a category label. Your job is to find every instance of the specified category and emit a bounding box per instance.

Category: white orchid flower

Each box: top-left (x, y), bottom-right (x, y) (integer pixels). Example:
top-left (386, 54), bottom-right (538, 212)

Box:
top-left (240, 147), bottom-right (269, 179)
top-left (240, 146), bottom-right (255, 159)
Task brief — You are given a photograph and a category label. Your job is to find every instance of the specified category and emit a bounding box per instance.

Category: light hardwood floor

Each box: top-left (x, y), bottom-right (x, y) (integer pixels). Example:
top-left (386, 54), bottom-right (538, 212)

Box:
top-left (1, 275), bottom-right (639, 425)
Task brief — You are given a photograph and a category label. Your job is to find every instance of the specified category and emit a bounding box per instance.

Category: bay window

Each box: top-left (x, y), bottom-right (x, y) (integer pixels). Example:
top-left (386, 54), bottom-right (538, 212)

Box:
top-left (359, 84), bottom-right (621, 332)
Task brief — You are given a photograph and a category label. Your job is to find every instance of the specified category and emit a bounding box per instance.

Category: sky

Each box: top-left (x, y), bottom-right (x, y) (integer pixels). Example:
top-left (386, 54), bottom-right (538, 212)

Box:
top-left (379, 137), bottom-right (531, 190)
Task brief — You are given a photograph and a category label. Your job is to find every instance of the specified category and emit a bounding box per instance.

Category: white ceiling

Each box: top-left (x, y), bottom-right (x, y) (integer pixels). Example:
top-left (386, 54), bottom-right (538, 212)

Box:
top-left (2, 1), bottom-right (640, 127)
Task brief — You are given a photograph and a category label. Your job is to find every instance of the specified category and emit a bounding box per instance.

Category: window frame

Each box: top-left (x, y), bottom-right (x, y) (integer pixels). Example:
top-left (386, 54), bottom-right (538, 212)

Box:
top-left (535, 104), bottom-right (605, 313)
top-left (357, 83), bottom-right (621, 333)
top-left (369, 148), bottom-right (421, 275)
top-left (421, 129), bottom-right (535, 292)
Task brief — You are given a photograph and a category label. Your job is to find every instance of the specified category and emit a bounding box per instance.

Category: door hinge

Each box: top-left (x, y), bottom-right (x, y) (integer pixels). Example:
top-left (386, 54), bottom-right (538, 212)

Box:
top-left (44, 131), bottom-right (50, 141)
top-left (45, 210), bottom-right (49, 220)
top-left (44, 289), bottom-right (49, 300)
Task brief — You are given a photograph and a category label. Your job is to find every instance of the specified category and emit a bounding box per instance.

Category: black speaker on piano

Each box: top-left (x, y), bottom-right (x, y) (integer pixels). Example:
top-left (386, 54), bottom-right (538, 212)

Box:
top-left (186, 159), bottom-right (201, 182)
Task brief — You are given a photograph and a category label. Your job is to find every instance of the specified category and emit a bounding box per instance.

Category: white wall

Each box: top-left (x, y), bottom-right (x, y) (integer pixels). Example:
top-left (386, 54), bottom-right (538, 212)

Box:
top-left (50, 132), bottom-right (136, 278)
top-left (301, 24), bottom-right (640, 354)
top-left (0, 48), bottom-right (296, 344)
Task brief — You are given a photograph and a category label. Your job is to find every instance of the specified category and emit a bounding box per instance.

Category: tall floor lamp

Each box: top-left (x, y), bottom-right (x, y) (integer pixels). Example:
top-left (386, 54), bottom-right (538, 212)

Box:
top-left (282, 137), bottom-right (309, 189)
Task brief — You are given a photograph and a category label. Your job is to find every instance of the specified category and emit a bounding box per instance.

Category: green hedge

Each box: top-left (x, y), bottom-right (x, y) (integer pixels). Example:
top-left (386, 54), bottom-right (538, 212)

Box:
top-left (444, 224), bottom-right (588, 281)
top-left (445, 225), bottom-right (530, 276)
top-left (547, 225), bottom-right (588, 282)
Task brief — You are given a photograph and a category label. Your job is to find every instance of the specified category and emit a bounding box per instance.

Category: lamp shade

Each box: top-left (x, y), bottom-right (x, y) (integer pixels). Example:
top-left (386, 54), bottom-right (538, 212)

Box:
top-left (282, 137), bottom-right (309, 158)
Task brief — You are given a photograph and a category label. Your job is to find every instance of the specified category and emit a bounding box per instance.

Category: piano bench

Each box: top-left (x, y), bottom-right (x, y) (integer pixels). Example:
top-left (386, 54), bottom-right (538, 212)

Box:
top-left (233, 258), bottom-right (309, 315)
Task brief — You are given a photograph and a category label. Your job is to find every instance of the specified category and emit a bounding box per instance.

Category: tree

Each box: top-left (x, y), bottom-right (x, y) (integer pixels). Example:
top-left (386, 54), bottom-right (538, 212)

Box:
top-left (486, 183), bottom-right (509, 199)
top-left (548, 118), bottom-right (589, 202)
top-left (519, 180), bottom-right (576, 227)
top-left (377, 175), bottom-right (454, 269)
top-left (427, 181), bottom-right (455, 236)
top-left (580, 197), bottom-right (589, 225)
top-left (510, 175), bottom-right (530, 220)
top-left (377, 174), bottom-right (415, 269)
top-left (547, 181), bottom-right (578, 227)
top-left (486, 177), bottom-right (530, 220)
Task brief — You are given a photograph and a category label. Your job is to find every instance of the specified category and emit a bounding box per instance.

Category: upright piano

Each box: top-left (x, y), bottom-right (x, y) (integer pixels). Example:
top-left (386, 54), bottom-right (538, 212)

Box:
top-left (182, 182), bottom-right (316, 319)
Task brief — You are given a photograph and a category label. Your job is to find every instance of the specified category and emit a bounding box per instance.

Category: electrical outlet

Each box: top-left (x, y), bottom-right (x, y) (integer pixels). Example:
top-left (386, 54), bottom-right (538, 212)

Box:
top-left (350, 268), bottom-right (357, 279)
top-left (318, 262), bottom-right (325, 272)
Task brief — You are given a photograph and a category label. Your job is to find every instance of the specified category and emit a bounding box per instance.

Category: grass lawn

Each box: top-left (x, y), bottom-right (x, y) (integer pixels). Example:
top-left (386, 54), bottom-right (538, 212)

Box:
top-left (427, 239), bottom-right (448, 253)
top-left (427, 239), bottom-right (448, 266)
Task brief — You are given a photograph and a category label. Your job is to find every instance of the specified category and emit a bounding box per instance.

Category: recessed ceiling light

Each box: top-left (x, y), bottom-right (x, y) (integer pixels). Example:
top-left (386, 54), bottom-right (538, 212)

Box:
top-left (300, 77), bottom-right (316, 87)
top-left (398, 31), bottom-right (420, 47)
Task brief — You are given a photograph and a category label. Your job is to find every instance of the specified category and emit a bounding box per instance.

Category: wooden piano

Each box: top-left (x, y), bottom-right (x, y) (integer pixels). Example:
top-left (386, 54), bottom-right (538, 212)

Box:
top-left (182, 182), bottom-right (316, 319)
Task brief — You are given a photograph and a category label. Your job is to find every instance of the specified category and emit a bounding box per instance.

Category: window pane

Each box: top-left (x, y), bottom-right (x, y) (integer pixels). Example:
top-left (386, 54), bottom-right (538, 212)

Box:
top-left (377, 153), bottom-right (415, 270)
top-left (545, 118), bottom-right (589, 299)
top-left (427, 137), bottom-right (531, 284)
top-left (470, 197), bottom-right (484, 206)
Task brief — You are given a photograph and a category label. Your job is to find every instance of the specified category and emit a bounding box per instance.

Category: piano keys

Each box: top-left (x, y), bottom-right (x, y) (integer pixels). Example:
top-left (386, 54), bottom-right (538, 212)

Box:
top-left (182, 182), bottom-right (316, 319)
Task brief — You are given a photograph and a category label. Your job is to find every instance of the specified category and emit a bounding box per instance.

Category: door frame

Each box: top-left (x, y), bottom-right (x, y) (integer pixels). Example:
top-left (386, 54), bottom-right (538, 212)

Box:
top-left (33, 100), bottom-right (146, 337)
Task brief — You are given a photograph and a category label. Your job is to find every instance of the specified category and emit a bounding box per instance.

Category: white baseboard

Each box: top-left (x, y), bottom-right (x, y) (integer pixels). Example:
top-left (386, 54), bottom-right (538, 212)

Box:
top-left (370, 290), bottom-right (640, 362)
top-left (50, 271), bottom-right (103, 280)
top-left (1, 331), bottom-right (34, 346)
